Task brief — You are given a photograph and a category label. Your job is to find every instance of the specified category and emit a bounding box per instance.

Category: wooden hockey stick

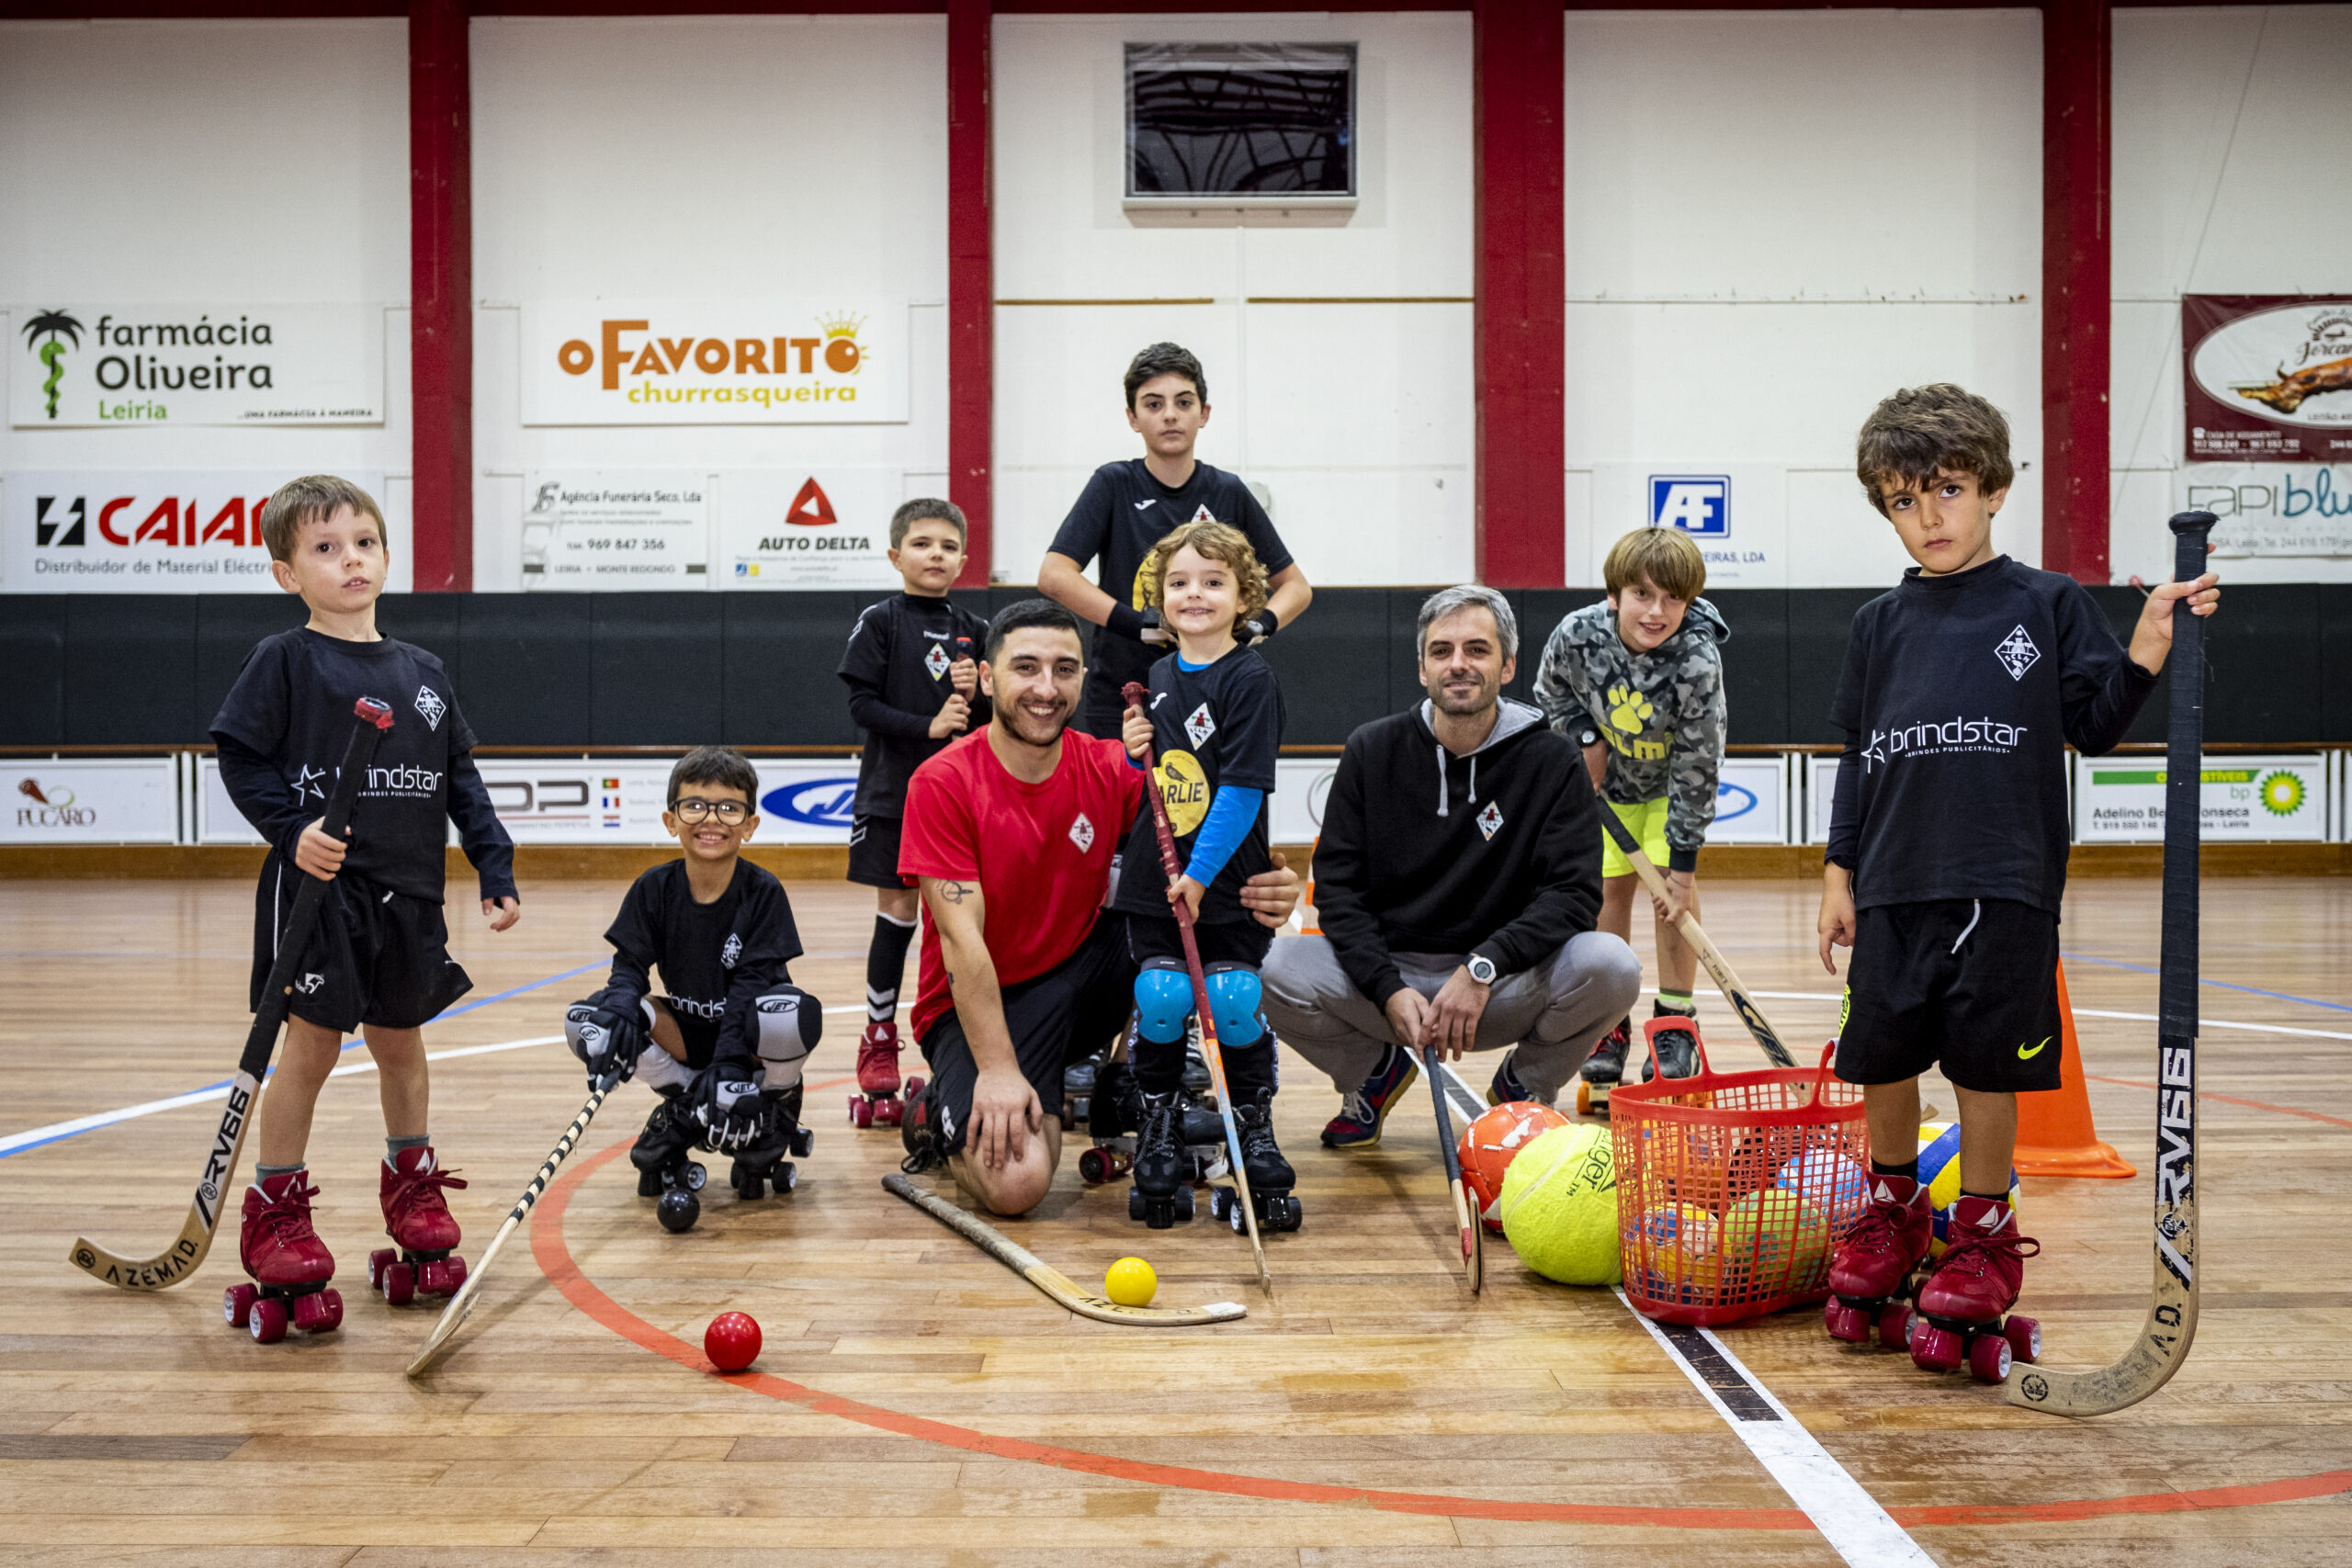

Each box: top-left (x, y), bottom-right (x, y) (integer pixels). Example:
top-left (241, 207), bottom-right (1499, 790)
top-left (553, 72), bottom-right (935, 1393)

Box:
top-left (1125, 682), bottom-right (1275, 1298)
top-left (1593, 810), bottom-right (1797, 1068)
top-left (885, 1174), bottom-right (1246, 1325)
top-left (2008, 510), bottom-right (2213, 1416)
top-left (67, 697), bottom-right (394, 1292)
top-left (407, 1074), bottom-right (618, 1376)
top-left (1419, 1044), bottom-right (1483, 1292)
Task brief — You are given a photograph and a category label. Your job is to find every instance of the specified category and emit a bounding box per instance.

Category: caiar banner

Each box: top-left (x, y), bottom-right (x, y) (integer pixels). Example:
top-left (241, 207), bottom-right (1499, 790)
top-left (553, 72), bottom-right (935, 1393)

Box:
top-left (10, 305), bottom-right (383, 427)
top-left (2, 470), bottom-right (386, 592)
top-left (521, 300), bottom-right (909, 425)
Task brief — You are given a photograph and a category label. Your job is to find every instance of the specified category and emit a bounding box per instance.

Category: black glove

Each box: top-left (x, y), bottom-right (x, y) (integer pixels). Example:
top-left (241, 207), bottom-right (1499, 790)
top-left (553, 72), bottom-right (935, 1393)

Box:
top-left (691, 1064), bottom-right (771, 1154)
top-left (565, 989), bottom-right (647, 1088)
top-left (1106, 603), bottom-right (1168, 646)
top-left (1237, 609), bottom-right (1280, 647)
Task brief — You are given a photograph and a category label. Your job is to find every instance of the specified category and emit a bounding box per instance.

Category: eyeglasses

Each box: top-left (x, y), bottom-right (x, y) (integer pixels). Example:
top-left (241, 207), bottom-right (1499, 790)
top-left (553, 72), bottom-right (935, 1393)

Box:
top-left (671, 797), bottom-right (750, 824)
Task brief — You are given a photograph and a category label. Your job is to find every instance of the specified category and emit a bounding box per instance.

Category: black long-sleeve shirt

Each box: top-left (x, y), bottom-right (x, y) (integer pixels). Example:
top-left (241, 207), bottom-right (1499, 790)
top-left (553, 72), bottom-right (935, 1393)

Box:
top-left (837, 592), bottom-right (992, 818)
top-left (601, 858), bottom-right (800, 1073)
top-left (1826, 555), bottom-right (2158, 913)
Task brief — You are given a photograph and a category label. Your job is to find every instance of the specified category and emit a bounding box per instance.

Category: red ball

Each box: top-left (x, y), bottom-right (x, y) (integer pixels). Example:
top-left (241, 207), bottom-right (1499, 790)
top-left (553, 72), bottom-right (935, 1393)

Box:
top-left (1457, 1100), bottom-right (1572, 1233)
top-left (704, 1311), bottom-right (762, 1373)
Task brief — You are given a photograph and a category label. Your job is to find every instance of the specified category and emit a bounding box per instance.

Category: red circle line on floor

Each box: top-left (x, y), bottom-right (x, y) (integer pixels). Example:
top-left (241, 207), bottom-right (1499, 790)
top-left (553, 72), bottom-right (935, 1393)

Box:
top-left (531, 1135), bottom-right (2352, 1533)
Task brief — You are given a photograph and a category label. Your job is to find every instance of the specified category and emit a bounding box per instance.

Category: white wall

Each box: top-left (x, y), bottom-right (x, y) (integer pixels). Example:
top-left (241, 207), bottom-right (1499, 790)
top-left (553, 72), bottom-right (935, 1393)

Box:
top-left (468, 15), bottom-right (950, 591)
top-left (0, 18), bottom-right (413, 589)
top-left (991, 12), bottom-right (1475, 587)
top-left (1564, 9), bottom-right (2044, 589)
top-left (2109, 4), bottom-right (2352, 585)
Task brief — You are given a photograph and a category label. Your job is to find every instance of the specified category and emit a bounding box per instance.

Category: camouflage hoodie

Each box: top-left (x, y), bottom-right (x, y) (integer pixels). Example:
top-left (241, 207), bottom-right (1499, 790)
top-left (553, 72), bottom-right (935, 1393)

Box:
top-left (1531, 597), bottom-right (1729, 869)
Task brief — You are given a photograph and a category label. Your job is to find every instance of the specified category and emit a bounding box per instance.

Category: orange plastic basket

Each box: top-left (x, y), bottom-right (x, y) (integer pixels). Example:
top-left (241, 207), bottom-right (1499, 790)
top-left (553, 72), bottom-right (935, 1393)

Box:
top-left (1610, 1020), bottom-right (1868, 1326)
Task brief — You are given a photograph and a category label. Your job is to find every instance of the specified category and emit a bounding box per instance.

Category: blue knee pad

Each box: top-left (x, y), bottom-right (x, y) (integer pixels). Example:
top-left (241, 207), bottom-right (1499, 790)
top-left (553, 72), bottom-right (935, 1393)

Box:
top-left (1134, 958), bottom-right (1193, 1045)
top-left (1203, 963), bottom-right (1265, 1048)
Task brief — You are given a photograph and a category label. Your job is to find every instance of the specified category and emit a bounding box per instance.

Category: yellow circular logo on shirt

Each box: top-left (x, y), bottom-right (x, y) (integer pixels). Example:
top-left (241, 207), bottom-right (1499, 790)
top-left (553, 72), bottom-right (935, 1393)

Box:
top-left (1155, 749), bottom-right (1210, 837)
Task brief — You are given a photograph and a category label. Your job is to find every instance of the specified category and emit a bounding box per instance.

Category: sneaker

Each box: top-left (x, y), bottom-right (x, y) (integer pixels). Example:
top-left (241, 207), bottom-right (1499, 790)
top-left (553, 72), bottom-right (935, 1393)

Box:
top-left (1487, 1048), bottom-right (1554, 1108)
top-left (1320, 1044), bottom-right (1419, 1148)
top-left (1580, 1018), bottom-right (1631, 1086)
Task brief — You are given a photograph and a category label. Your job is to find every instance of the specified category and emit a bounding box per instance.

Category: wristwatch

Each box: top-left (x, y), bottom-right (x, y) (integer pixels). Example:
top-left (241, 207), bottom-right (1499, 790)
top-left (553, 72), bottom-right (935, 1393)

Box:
top-left (1465, 953), bottom-right (1498, 986)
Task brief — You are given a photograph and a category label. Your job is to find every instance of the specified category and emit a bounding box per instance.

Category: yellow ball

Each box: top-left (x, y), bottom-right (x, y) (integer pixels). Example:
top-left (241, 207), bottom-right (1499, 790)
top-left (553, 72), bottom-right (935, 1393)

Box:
top-left (1917, 1122), bottom-right (2022, 1258)
top-left (1103, 1256), bottom-right (1158, 1307)
top-left (1720, 1190), bottom-right (1831, 1293)
top-left (1498, 1122), bottom-right (1623, 1287)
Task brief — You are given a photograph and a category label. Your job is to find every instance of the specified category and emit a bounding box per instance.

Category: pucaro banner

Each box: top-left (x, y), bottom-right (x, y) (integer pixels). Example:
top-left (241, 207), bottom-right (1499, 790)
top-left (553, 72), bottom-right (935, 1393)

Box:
top-left (2, 470), bottom-right (385, 592)
top-left (521, 300), bottom-right (909, 425)
top-left (10, 305), bottom-right (383, 427)
top-left (2184, 296), bottom-right (2352, 464)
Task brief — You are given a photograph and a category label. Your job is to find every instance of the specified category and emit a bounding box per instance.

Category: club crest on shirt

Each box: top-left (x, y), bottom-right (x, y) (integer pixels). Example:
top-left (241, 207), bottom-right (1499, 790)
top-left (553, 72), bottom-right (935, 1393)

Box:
top-left (1188, 504), bottom-right (1216, 525)
top-left (1476, 801), bottom-right (1504, 840)
top-left (721, 932), bottom-right (741, 969)
top-left (413, 684), bottom-right (447, 731)
top-left (1184, 702), bottom-right (1216, 749)
top-left (1994, 625), bottom-right (2041, 682)
top-left (1069, 812), bottom-right (1095, 852)
top-left (923, 641), bottom-right (950, 681)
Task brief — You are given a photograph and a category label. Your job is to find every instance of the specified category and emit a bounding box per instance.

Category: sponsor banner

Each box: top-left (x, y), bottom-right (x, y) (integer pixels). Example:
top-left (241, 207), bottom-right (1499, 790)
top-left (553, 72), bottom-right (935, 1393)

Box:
top-left (1271, 757), bottom-right (1337, 843)
top-left (521, 300), bottom-right (908, 425)
top-left (2075, 752), bottom-right (2327, 843)
top-left (1590, 464), bottom-right (1788, 588)
top-left (10, 305), bottom-right (382, 427)
top-left (196, 758), bottom-right (266, 845)
top-left (523, 472), bottom-right (710, 590)
top-left (721, 469), bottom-right (903, 590)
top-left (1, 757), bottom-right (178, 844)
top-left (2184, 296), bottom-right (2352, 464)
top-left (1704, 757), bottom-right (1787, 844)
top-left (2, 469), bottom-right (384, 592)
top-left (2178, 462), bottom-right (2352, 557)
top-left (753, 760), bottom-right (861, 845)
top-left (1807, 755), bottom-right (1840, 844)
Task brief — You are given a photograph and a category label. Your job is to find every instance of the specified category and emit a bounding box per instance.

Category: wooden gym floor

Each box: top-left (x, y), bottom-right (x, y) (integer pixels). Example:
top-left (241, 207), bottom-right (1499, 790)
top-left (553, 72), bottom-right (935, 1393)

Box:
top-left (1, 874), bottom-right (2347, 1566)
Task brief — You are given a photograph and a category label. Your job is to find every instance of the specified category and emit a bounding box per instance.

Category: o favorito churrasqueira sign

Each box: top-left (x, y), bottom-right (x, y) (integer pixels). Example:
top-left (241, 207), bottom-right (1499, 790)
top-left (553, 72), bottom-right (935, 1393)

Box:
top-left (520, 300), bottom-right (909, 425)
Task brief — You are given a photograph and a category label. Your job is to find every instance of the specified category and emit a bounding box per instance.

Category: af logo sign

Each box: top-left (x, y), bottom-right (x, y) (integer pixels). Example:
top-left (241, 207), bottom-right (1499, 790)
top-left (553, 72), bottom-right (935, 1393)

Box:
top-left (1650, 476), bottom-right (1730, 537)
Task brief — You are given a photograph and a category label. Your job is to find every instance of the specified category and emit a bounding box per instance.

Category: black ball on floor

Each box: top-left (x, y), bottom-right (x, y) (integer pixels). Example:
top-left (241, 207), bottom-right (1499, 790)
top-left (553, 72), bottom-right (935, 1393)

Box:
top-left (657, 1188), bottom-right (701, 1234)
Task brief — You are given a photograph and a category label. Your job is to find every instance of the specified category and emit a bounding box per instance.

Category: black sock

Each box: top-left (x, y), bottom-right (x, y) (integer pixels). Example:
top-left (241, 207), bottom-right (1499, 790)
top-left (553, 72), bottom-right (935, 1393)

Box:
top-left (1871, 1158), bottom-right (1918, 1182)
top-left (1135, 1033), bottom-right (1187, 1097)
top-left (1225, 1043), bottom-right (1278, 1104)
top-left (865, 912), bottom-right (916, 1024)
top-left (1960, 1188), bottom-right (2008, 1204)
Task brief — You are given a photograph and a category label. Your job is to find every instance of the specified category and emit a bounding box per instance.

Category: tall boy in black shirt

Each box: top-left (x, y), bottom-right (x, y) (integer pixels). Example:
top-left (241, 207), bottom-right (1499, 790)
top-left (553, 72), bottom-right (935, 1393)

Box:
top-left (1816, 385), bottom-right (2218, 1358)
top-left (837, 500), bottom-right (989, 1121)
top-left (1038, 342), bottom-right (1313, 739)
top-left (212, 474), bottom-right (518, 1305)
top-left (564, 747), bottom-right (823, 1218)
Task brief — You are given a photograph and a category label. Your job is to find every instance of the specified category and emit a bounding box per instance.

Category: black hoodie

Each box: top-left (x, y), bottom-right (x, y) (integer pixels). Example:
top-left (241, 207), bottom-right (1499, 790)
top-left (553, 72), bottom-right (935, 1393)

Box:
top-left (1313, 697), bottom-right (1605, 1008)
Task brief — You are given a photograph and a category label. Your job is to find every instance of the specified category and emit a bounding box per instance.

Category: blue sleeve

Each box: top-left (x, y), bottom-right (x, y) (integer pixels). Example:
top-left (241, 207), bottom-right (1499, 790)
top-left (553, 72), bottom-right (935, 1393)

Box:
top-left (1182, 785), bottom-right (1262, 887)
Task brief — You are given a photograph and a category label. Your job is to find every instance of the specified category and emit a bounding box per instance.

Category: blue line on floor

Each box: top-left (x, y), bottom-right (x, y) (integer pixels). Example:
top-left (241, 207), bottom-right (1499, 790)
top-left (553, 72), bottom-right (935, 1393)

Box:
top-left (2061, 950), bottom-right (2352, 1015)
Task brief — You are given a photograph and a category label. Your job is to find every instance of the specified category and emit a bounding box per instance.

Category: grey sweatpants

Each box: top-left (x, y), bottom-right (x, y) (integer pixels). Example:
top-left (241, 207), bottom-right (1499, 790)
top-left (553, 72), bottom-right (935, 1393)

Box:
top-left (1262, 932), bottom-right (1642, 1104)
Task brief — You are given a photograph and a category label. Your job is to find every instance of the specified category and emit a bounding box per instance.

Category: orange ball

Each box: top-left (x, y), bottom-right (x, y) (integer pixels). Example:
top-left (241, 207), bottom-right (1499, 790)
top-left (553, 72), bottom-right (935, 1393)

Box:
top-left (1457, 1100), bottom-right (1572, 1233)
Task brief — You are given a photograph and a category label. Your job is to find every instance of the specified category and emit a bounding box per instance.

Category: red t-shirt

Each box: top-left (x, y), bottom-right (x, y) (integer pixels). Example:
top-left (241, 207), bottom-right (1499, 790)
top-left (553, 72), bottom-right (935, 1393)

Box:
top-left (899, 727), bottom-right (1147, 1040)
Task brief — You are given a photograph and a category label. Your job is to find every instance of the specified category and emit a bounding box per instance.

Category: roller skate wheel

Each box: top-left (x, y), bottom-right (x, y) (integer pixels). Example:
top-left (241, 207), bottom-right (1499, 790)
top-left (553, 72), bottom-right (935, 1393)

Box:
top-left (876, 1100), bottom-right (903, 1128)
top-left (1824, 1300), bottom-right (1866, 1343)
top-left (1174, 1186), bottom-right (1194, 1222)
top-left (381, 1260), bottom-right (416, 1306)
top-left (684, 1161), bottom-right (707, 1192)
top-left (293, 1289), bottom-right (339, 1334)
top-left (1969, 1331), bottom-right (2013, 1382)
top-left (1079, 1148), bottom-right (1112, 1185)
top-left (316, 1288), bottom-right (343, 1331)
top-left (1575, 1081), bottom-right (1593, 1116)
top-left (1910, 1323), bottom-right (1963, 1373)
top-left (791, 1127), bottom-right (814, 1158)
top-left (847, 1096), bottom-right (869, 1127)
top-left (1229, 1197), bottom-right (1249, 1235)
top-left (367, 1248), bottom-right (394, 1290)
top-left (1277, 1196), bottom-right (1303, 1232)
top-left (248, 1297), bottom-right (288, 1344)
top-left (420, 1258), bottom-right (451, 1295)
top-left (904, 1075), bottom-right (926, 1100)
top-left (1876, 1303), bottom-right (1913, 1351)
top-left (2004, 1314), bottom-right (2041, 1364)
top-left (224, 1283), bottom-right (257, 1328)
top-left (1209, 1187), bottom-right (1233, 1221)
top-left (444, 1255), bottom-right (467, 1292)
top-left (1127, 1188), bottom-right (1146, 1222)
top-left (776, 1163), bottom-right (797, 1193)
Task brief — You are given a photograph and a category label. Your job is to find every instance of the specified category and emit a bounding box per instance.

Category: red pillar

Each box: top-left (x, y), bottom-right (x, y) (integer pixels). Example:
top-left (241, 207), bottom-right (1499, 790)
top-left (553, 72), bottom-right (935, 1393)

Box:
top-left (2041, 0), bottom-right (2110, 585)
top-left (1473, 0), bottom-right (1566, 590)
top-left (411, 0), bottom-right (472, 592)
top-left (947, 0), bottom-right (993, 589)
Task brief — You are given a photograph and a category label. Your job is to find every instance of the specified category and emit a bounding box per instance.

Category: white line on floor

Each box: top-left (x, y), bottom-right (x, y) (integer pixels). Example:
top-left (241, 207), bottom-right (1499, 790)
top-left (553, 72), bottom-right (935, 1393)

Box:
top-left (1667, 986), bottom-right (2352, 1043)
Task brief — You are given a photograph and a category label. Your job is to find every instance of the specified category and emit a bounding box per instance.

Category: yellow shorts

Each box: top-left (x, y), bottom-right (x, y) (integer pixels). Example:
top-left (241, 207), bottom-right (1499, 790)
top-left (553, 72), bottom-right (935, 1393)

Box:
top-left (1601, 796), bottom-right (1670, 879)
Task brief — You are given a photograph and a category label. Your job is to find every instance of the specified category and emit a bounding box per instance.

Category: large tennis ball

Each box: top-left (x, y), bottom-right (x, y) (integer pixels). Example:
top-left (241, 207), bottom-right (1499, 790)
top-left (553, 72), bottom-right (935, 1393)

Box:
top-left (1916, 1122), bottom-right (2021, 1258)
top-left (1498, 1122), bottom-right (1622, 1287)
top-left (1457, 1100), bottom-right (1571, 1234)
top-left (1720, 1190), bottom-right (1832, 1292)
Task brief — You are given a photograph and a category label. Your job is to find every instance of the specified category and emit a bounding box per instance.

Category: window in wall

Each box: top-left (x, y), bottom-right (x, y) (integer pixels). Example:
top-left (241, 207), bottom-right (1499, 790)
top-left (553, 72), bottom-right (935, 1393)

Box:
top-left (1125, 43), bottom-right (1357, 205)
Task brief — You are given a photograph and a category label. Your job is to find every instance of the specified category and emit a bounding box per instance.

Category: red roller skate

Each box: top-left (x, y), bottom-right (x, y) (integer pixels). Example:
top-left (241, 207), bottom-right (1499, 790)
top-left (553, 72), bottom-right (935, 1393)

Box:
top-left (848, 1020), bottom-right (923, 1128)
top-left (226, 1170), bottom-right (343, 1344)
top-left (1822, 1174), bottom-right (1934, 1351)
top-left (1907, 1195), bottom-right (2042, 1382)
top-left (368, 1146), bottom-right (469, 1307)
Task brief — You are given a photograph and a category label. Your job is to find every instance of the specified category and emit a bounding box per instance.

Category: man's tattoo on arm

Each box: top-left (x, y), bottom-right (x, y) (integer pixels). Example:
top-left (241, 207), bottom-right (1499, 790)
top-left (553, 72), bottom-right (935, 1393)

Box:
top-left (938, 881), bottom-right (974, 906)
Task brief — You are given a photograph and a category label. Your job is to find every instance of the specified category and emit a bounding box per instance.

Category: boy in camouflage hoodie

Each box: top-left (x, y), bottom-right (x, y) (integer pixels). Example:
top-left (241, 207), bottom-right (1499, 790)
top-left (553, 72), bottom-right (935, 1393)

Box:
top-left (1532, 527), bottom-right (1727, 1086)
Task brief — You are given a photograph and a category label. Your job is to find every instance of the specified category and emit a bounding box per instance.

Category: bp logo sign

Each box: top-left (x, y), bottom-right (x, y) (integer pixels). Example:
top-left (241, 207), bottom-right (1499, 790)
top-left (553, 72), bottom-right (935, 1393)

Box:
top-left (2258, 770), bottom-right (2305, 818)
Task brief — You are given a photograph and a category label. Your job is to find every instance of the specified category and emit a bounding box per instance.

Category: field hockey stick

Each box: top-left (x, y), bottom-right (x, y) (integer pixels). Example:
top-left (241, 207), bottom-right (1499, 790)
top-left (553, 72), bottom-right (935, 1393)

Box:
top-left (2008, 509), bottom-right (2213, 1416)
top-left (1124, 682), bottom-right (1275, 1298)
top-left (68, 698), bottom-right (395, 1292)
top-left (1419, 1043), bottom-right (1483, 1292)
top-left (885, 1173), bottom-right (1246, 1325)
top-left (1593, 809), bottom-right (1796, 1067)
top-left (407, 1072), bottom-right (619, 1376)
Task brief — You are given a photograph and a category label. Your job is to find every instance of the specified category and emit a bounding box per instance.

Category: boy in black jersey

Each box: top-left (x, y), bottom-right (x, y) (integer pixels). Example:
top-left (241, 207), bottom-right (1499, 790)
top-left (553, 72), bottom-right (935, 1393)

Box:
top-left (564, 747), bottom-right (823, 1219)
top-left (211, 474), bottom-right (518, 1303)
top-left (837, 499), bottom-right (989, 1120)
top-left (1114, 520), bottom-right (1294, 1229)
top-left (1816, 385), bottom-right (2219, 1355)
top-left (1039, 342), bottom-right (1313, 739)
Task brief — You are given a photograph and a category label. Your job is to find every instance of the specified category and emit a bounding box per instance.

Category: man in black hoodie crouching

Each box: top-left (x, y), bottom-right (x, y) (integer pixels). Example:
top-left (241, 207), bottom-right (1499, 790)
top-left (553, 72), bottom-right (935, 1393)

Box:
top-left (1263, 585), bottom-right (1641, 1147)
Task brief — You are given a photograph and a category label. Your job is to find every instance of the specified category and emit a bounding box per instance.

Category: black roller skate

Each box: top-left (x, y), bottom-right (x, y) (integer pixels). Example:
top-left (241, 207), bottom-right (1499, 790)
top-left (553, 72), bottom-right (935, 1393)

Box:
top-left (1125, 1089), bottom-right (1194, 1228)
top-left (1064, 1045), bottom-right (1108, 1129)
top-left (1079, 1057), bottom-right (1138, 1186)
top-left (631, 1089), bottom-right (707, 1233)
top-left (1210, 1089), bottom-right (1302, 1233)
top-left (1182, 1026), bottom-right (1215, 1105)
top-left (1575, 1018), bottom-right (1631, 1116)
top-left (899, 1077), bottom-right (943, 1175)
top-left (731, 1083), bottom-right (815, 1200)
top-left (1640, 1004), bottom-right (1700, 1082)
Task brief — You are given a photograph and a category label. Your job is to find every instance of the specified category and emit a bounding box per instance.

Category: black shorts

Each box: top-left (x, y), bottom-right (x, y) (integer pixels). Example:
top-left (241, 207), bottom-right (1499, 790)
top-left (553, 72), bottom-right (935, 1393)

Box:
top-left (251, 859), bottom-right (473, 1034)
top-left (1836, 897), bottom-right (2063, 1094)
top-left (846, 813), bottom-right (910, 889)
top-left (1125, 911), bottom-right (1274, 970)
top-left (918, 911), bottom-right (1136, 1156)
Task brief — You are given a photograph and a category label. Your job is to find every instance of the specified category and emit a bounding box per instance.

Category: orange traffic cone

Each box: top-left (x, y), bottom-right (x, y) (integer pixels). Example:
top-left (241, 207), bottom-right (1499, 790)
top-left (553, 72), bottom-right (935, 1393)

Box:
top-left (2012, 960), bottom-right (2135, 1179)
top-left (1299, 836), bottom-right (1320, 935)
